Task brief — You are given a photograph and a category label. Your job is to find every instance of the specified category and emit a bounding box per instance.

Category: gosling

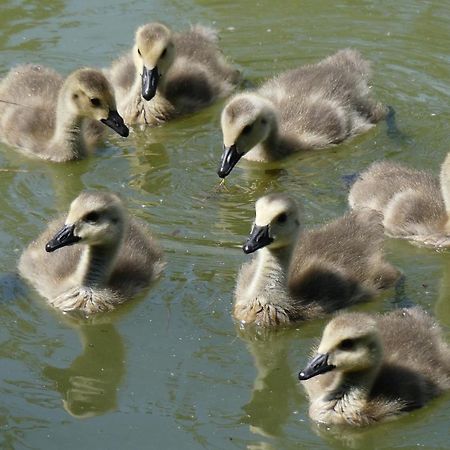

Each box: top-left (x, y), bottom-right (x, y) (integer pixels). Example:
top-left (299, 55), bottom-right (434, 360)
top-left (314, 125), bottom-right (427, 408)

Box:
top-left (0, 65), bottom-right (128, 162)
top-left (108, 22), bottom-right (240, 125)
top-left (19, 191), bottom-right (164, 314)
top-left (349, 154), bottom-right (450, 247)
top-left (234, 194), bottom-right (400, 327)
top-left (299, 308), bottom-right (450, 426)
top-left (218, 49), bottom-right (386, 177)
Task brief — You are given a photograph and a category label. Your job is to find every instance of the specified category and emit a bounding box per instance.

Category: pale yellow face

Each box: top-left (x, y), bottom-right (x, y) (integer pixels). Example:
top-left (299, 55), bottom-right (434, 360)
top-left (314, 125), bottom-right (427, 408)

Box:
top-left (65, 192), bottom-right (126, 246)
top-left (317, 314), bottom-right (382, 373)
top-left (67, 69), bottom-right (117, 122)
top-left (133, 23), bottom-right (175, 75)
top-left (221, 94), bottom-right (275, 153)
top-left (253, 194), bottom-right (300, 249)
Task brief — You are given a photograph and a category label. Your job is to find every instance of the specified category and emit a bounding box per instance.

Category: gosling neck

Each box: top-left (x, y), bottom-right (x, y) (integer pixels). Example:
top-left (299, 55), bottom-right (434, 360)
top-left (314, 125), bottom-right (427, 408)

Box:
top-left (125, 64), bottom-right (163, 124)
top-left (257, 117), bottom-right (304, 160)
top-left (75, 240), bottom-right (122, 288)
top-left (330, 368), bottom-right (377, 397)
top-left (320, 361), bottom-right (382, 422)
top-left (51, 91), bottom-right (88, 161)
top-left (245, 113), bottom-right (281, 162)
top-left (262, 121), bottom-right (282, 159)
top-left (247, 242), bottom-right (295, 302)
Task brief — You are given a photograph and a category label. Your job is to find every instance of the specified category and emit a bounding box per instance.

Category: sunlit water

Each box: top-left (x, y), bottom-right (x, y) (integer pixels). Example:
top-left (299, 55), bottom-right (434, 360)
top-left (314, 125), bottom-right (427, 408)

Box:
top-left (0, 0), bottom-right (449, 449)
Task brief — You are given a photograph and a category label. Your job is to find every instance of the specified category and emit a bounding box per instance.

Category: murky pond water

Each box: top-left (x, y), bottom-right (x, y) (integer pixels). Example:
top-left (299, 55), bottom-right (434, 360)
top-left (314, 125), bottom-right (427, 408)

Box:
top-left (1, 0), bottom-right (449, 448)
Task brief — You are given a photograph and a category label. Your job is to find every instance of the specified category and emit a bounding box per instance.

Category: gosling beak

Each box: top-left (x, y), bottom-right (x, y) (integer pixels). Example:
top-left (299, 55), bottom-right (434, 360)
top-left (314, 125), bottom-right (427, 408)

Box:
top-left (217, 144), bottom-right (243, 178)
top-left (45, 224), bottom-right (81, 252)
top-left (243, 224), bottom-right (273, 254)
top-left (101, 110), bottom-right (129, 137)
top-left (142, 65), bottom-right (159, 101)
top-left (298, 353), bottom-right (336, 381)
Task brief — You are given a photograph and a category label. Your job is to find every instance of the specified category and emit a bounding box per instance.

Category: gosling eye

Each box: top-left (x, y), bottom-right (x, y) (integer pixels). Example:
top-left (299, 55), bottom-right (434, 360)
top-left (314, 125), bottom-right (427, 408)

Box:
top-left (338, 339), bottom-right (355, 351)
top-left (276, 212), bottom-right (288, 224)
top-left (84, 211), bottom-right (100, 224)
top-left (242, 124), bottom-right (253, 135)
top-left (161, 48), bottom-right (167, 58)
top-left (90, 98), bottom-right (101, 107)
top-left (138, 48), bottom-right (142, 56)
top-left (261, 118), bottom-right (267, 125)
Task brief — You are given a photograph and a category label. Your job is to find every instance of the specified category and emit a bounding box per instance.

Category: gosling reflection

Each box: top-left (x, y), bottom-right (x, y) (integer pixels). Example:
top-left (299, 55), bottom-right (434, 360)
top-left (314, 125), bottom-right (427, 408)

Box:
top-left (435, 252), bottom-right (450, 327)
top-left (127, 140), bottom-right (170, 195)
top-left (239, 327), bottom-right (301, 444)
top-left (43, 321), bottom-right (125, 418)
top-left (310, 421), bottom-right (378, 449)
top-left (43, 163), bottom-right (86, 212)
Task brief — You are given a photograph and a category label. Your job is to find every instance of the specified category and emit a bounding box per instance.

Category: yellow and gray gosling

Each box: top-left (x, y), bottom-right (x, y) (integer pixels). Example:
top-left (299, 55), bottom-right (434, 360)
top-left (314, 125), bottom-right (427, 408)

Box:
top-left (349, 153), bottom-right (450, 247)
top-left (107, 22), bottom-right (240, 125)
top-left (234, 194), bottom-right (400, 327)
top-left (299, 308), bottom-right (450, 426)
top-left (19, 191), bottom-right (164, 314)
top-left (0, 65), bottom-right (128, 162)
top-left (218, 49), bottom-right (386, 178)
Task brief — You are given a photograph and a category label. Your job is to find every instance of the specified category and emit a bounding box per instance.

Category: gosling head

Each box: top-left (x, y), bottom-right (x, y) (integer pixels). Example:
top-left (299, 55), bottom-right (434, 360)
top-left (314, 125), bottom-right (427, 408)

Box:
top-left (65, 69), bottom-right (129, 137)
top-left (45, 191), bottom-right (127, 252)
top-left (298, 313), bottom-right (383, 381)
top-left (218, 94), bottom-right (277, 178)
top-left (243, 194), bottom-right (300, 254)
top-left (133, 22), bottom-right (175, 101)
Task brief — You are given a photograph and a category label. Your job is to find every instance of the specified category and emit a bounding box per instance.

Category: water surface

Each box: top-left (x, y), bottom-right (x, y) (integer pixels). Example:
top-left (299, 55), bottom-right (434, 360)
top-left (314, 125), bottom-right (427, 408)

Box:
top-left (0, 0), bottom-right (449, 449)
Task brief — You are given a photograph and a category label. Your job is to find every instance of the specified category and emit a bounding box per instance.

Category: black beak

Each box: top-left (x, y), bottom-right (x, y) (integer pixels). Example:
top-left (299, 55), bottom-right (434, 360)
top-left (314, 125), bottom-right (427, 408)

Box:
top-left (45, 224), bottom-right (81, 253)
top-left (217, 144), bottom-right (243, 178)
top-left (243, 224), bottom-right (273, 254)
top-left (101, 110), bottom-right (129, 137)
top-left (298, 353), bottom-right (336, 381)
top-left (142, 65), bottom-right (159, 101)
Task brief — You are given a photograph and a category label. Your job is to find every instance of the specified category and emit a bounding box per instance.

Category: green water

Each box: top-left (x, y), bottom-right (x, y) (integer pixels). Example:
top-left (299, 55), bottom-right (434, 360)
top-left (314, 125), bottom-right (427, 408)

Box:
top-left (1, 0), bottom-right (449, 448)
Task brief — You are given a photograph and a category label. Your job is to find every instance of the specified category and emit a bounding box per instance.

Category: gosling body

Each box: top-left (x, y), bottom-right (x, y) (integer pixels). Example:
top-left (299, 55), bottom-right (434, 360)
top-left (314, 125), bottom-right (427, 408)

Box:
top-left (0, 65), bottom-right (128, 162)
top-left (349, 156), bottom-right (450, 246)
top-left (234, 194), bottom-right (399, 327)
top-left (19, 191), bottom-right (164, 313)
top-left (218, 49), bottom-right (386, 177)
top-left (108, 23), bottom-right (240, 125)
top-left (299, 308), bottom-right (450, 426)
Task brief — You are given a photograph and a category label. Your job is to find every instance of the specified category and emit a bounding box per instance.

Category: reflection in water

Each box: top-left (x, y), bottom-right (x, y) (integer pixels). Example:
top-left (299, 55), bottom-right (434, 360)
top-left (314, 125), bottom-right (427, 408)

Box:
top-left (44, 163), bottom-right (87, 211)
top-left (127, 139), bottom-right (170, 195)
top-left (310, 401), bottom-right (441, 450)
top-left (43, 321), bottom-right (125, 418)
top-left (310, 421), bottom-right (380, 450)
top-left (436, 253), bottom-right (450, 327)
top-left (238, 327), bottom-right (302, 448)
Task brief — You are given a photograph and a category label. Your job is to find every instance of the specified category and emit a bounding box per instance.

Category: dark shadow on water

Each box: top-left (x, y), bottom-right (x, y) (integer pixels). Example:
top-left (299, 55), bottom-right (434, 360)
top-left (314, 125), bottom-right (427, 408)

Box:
top-left (385, 105), bottom-right (412, 145)
top-left (390, 273), bottom-right (416, 309)
top-left (240, 78), bottom-right (256, 90)
top-left (0, 272), bottom-right (29, 303)
top-left (341, 172), bottom-right (360, 190)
